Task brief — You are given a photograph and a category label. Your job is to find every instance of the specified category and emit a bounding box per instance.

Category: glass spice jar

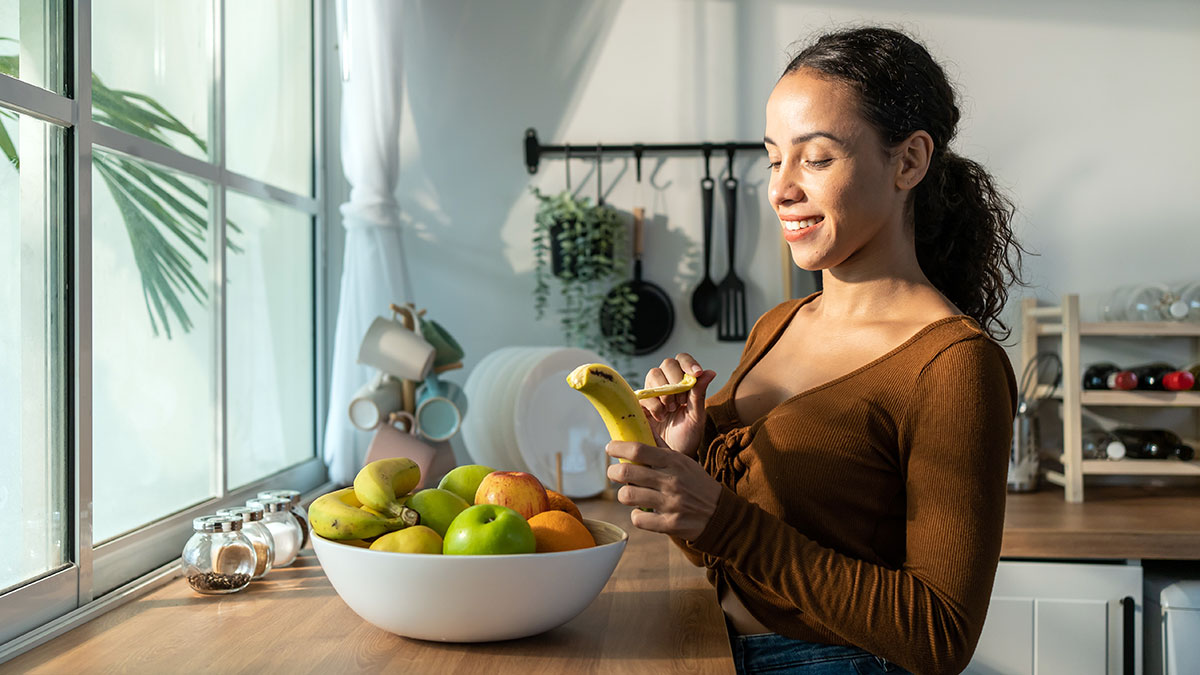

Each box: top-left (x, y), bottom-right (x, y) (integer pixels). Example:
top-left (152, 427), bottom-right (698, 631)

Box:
top-left (257, 489), bottom-right (309, 549)
top-left (247, 496), bottom-right (302, 567)
top-left (182, 515), bottom-right (254, 595)
top-left (216, 505), bottom-right (275, 579)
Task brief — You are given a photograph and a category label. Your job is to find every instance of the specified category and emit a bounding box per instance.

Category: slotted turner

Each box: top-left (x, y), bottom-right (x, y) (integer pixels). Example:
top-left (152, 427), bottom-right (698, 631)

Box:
top-left (717, 176), bottom-right (747, 341)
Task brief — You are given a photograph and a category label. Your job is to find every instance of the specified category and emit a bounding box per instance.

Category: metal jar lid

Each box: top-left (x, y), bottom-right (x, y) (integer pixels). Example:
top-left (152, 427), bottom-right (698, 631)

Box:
top-left (257, 489), bottom-right (301, 507)
top-left (216, 505), bottom-right (265, 522)
top-left (193, 514), bottom-right (243, 533)
top-left (247, 496), bottom-right (289, 513)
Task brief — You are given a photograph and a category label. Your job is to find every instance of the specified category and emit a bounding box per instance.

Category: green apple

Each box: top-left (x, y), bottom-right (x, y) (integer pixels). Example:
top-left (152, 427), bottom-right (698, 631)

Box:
top-left (443, 504), bottom-right (536, 555)
top-left (405, 488), bottom-right (470, 538)
top-left (368, 525), bottom-right (443, 554)
top-left (437, 464), bottom-right (495, 504)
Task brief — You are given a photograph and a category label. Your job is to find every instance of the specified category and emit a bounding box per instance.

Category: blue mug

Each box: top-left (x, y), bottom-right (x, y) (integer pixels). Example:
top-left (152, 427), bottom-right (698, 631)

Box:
top-left (414, 374), bottom-right (468, 442)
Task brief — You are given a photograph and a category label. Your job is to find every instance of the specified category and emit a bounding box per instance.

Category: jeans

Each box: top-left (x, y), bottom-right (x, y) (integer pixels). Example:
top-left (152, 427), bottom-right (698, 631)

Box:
top-left (729, 631), bottom-right (911, 675)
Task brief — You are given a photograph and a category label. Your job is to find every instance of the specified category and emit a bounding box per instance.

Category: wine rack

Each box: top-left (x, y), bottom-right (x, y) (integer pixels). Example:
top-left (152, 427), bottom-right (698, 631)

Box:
top-left (1021, 294), bottom-right (1200, 502)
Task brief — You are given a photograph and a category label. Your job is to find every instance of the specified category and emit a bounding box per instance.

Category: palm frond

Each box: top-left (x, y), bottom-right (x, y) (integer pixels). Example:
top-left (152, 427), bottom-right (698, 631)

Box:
top-left (0, 114), bottom-right (17, 169)
top-left (96, 160), bottom-right (208, 338)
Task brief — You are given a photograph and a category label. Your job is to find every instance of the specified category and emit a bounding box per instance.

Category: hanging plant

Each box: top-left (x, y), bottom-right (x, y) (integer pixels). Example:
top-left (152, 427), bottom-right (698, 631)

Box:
top-left (531, 187), bottom-right (635, 369)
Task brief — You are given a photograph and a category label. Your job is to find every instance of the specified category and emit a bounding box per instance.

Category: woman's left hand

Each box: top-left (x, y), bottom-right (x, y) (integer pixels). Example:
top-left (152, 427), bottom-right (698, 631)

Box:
top-left (605, 441), bottom-right (723, 541)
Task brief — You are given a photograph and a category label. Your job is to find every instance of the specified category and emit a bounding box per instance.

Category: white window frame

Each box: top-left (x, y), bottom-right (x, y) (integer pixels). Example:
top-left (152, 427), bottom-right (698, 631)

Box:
top-left (0, 0), bottom-right (329, 657)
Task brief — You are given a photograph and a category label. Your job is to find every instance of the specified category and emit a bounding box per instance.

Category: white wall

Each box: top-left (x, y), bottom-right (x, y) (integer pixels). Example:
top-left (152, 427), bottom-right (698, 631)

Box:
top-left (325, 0), bottom-right (1200, 461)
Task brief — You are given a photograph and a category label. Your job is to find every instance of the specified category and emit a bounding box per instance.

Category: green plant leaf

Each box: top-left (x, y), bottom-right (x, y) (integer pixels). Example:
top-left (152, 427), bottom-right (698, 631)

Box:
top-left (0, 114), bottom-right (17, 169)
top-left (97, 158), bottom-right (207, 260)
top-left (97, 163), bottom-right (207, 338)
top-left (0, 54), bottom-right (17, 78)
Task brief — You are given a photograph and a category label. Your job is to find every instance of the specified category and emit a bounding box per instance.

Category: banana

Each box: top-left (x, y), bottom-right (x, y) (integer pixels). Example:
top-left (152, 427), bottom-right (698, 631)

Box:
top-left (309, 487), bottom-right (418, 541)
top-left (567, 363), bottom-right (657, 462)
top-left (353, 457), bottom-right (421, 518)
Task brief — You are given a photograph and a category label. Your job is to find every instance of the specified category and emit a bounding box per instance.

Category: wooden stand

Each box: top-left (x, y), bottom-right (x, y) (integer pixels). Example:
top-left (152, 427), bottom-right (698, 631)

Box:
top-left (1021, 294), bottom-right (1200, 502)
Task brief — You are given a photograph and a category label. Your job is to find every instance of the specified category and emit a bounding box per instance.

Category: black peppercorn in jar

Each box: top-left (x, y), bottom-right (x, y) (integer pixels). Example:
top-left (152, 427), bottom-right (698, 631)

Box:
top-left (182, 515), bottom-right (254, 594)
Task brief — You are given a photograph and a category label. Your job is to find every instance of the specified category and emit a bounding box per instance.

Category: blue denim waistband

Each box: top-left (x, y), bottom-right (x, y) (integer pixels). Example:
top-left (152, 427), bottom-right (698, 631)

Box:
top-left (729, 630), bottom-right (908, 674)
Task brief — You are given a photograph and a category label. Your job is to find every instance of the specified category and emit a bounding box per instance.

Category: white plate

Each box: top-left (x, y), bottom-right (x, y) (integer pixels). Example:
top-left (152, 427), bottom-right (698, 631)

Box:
top-left (490, 348), bottom-right (547, 473)
top-left (513, 349), bottom-right (611, 498)
top-left (461, 347), bottom-right (520, 470)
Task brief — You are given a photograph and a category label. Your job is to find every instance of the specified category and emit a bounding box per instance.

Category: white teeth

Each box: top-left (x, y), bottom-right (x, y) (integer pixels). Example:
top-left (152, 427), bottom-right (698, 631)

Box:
top-left (784, 217), bottom-right (820, 231)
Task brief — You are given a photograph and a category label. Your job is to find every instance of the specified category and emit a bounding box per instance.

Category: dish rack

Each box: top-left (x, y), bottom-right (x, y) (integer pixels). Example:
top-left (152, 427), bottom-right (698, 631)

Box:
top-left (1021, 294), bottom-right (1200, 502)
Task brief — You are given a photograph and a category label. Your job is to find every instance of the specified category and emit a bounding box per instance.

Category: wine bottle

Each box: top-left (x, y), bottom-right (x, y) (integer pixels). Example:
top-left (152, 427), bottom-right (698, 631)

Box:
top-left (1183, 363), bottom-right (1200, 392)
top-left (1080, 428), bottom-right (1126, 460)
top-left (1081, 362), bottom-right (1138, 390)
top-left (1111, 428), bottom-right (1193, 460)
top-left (1129, 363), bottom-right (1193, 391)
top-left (1162, 370), bottom-right (1196, 391)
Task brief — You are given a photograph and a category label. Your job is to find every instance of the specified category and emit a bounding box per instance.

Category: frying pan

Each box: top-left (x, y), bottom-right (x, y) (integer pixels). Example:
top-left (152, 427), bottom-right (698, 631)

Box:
top-left (600, 206), bottom-right (675, 356)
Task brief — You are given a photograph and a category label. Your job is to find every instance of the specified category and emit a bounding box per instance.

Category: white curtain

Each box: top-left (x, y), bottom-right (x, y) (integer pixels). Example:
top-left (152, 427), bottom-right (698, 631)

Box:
top-left (324, 0), bottom-right (409, 485)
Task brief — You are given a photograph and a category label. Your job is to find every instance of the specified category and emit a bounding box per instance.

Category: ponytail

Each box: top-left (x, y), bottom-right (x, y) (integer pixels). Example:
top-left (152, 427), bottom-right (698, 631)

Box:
top-left (913, 150), bottom-right (1021, 340)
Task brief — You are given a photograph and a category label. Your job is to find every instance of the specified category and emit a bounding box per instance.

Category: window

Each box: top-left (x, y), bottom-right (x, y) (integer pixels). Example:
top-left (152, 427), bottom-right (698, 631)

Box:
top-left (0, 0), bottom-right (326, 650)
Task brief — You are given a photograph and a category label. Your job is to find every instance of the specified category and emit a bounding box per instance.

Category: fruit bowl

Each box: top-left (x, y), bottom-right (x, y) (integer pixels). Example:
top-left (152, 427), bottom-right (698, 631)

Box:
top-left (311, 518), bottom-right (628, 642)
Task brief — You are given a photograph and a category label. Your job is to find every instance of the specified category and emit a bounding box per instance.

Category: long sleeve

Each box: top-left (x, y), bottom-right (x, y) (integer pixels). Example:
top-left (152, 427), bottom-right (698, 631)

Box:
top-left (685, 337), bottom-right (1016, 674)
top-left (665, 301), bottom-right (803, 567)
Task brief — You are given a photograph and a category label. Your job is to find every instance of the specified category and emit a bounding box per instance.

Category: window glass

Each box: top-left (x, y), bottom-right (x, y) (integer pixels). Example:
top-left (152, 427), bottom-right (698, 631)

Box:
top-left (225, 191), bottom-right (315, 488)
top-left (0, 112), bottom-right (66, 591)
top-left (225, 0), bottom-right (313, 196)
top-left (91, 149), bottom-right (215, 542)
top-left (91, 0), bottom-right (211, 160)
top-left (0, 0), bottom-right (65, 94)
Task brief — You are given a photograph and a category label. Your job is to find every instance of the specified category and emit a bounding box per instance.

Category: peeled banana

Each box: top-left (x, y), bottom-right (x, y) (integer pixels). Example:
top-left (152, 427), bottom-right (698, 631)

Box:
top-left (309, 487), bottom-right (418, 541)
top-left (567, 363), bottom-right (660, 462)
top-left (353, 457), bottom-right (421, 518)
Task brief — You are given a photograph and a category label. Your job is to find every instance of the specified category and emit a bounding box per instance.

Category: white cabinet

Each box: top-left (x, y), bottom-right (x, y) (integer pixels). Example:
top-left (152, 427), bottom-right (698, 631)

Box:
top-left (967, 561), bottom-right (1143, 675)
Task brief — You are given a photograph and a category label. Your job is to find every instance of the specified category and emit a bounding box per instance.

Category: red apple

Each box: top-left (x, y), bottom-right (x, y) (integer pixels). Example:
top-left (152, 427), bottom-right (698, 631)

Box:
top-left (474, 471), bottom-right (549, 520)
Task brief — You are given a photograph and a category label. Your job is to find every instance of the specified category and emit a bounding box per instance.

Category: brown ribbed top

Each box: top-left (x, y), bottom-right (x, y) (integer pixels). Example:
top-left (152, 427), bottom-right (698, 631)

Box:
top-left (674, 296), bottom-right (1017, 675)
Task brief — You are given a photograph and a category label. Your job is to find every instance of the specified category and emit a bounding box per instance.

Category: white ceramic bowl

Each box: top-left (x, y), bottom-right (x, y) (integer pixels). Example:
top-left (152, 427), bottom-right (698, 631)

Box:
top-left (311, 518), bottom-right (628, 642)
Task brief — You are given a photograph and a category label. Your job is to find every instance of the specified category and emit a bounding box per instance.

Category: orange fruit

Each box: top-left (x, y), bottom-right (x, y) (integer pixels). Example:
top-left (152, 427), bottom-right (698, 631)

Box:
top-left (528, 510), bottom-right (595, 553)
top-left (545, 489), bottom-right (584, 523)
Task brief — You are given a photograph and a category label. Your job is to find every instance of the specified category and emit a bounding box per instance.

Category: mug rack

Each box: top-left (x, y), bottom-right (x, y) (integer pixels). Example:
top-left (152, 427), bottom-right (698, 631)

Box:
top-left (523, 127), bottom-right (765, 176)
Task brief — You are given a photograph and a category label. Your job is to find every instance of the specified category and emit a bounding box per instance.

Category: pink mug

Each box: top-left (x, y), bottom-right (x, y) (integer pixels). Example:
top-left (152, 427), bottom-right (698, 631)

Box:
top-left (364, 412), bottom-right (457, 490)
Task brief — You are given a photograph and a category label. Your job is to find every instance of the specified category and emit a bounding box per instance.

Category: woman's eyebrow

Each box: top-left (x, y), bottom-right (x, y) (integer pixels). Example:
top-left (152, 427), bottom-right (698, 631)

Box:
top-left (763, 131), bottom-right (846, 147)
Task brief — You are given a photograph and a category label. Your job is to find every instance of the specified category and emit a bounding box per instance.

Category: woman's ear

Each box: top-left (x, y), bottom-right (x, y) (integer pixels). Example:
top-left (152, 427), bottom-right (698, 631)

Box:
top-left (895, 130), bottom-right (933, 190)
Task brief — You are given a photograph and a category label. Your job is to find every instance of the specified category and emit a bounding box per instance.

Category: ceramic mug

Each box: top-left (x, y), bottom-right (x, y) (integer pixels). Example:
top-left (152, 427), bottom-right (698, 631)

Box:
top-left (414, 374), bottom-right (468, 442)
top-left (347, 372), bottom-right (403, 431)
top-left (419, 317), bottom-right (465, 368)
top-left (363, 411), bottom-right (457, 489)
top-left (357, 315), bottom-right (436, 382)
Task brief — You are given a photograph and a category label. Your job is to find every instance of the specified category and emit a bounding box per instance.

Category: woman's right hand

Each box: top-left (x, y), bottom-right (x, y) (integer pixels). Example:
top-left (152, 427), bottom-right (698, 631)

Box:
top-left (640, 353), bottom-right (717, 458)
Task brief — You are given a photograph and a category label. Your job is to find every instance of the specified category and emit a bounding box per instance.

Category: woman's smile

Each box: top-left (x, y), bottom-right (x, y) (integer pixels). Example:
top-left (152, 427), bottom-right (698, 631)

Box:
top-left (781, 216), bottom-right (824, 242)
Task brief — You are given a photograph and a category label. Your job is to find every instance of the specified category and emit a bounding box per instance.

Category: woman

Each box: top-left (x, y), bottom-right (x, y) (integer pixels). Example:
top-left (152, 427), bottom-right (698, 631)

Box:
top-left (605, 27), bottom-right (1023, 675)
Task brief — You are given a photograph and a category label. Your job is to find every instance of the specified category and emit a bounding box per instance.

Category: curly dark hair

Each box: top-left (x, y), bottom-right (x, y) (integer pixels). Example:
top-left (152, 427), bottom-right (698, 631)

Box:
top-left (785, 27), bottom-right (1026, 341)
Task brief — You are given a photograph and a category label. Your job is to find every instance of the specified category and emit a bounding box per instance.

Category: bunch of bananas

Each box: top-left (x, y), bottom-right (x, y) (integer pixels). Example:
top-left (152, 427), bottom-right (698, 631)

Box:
top-left (309, 458), bottom-right (422, 541)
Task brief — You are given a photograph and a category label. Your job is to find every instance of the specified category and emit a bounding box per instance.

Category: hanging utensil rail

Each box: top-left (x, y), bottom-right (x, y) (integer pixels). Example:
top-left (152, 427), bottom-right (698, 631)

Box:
top-left (524, 127), bottom-right (764, 174)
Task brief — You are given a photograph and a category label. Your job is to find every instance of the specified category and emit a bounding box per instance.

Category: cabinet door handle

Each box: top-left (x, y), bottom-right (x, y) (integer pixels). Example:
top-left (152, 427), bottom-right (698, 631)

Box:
top-left (1121, 595), bottom-right (1135, 675)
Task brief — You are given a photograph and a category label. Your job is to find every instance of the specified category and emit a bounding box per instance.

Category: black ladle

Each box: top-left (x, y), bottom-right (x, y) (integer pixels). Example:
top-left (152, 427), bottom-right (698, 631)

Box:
top-left (690, 150), bottom-right (719, 327)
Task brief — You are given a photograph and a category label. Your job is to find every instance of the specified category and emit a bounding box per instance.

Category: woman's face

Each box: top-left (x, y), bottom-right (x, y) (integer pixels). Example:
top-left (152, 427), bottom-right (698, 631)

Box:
top-left (765, 68), bottom-right (909, 272)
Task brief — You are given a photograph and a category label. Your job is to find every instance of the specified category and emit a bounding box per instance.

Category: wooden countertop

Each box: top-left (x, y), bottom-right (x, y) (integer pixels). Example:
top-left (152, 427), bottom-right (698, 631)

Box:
top-left (1000, 484), bottom-right (1200, 560)
top-left (6, 500), bottom-right (735, 674)
top-left (9, 484), bottom-right (1200, 672)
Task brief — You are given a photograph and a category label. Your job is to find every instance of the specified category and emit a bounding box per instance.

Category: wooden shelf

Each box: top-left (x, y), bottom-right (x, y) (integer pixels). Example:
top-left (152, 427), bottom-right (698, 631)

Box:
top-left (1081, 390), bottom-right (1200, 406)
top-left (1036, 322), bottom-right (1200, 337)
top-left (1023, 295), bottom-right (1200, 502)
top-left (1081, 459), bottom-right (1200, 476)
top-left (1080, 322), bottom-right (1200, 337)
top-left (1035, 387), bottom-right (1200, 406)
